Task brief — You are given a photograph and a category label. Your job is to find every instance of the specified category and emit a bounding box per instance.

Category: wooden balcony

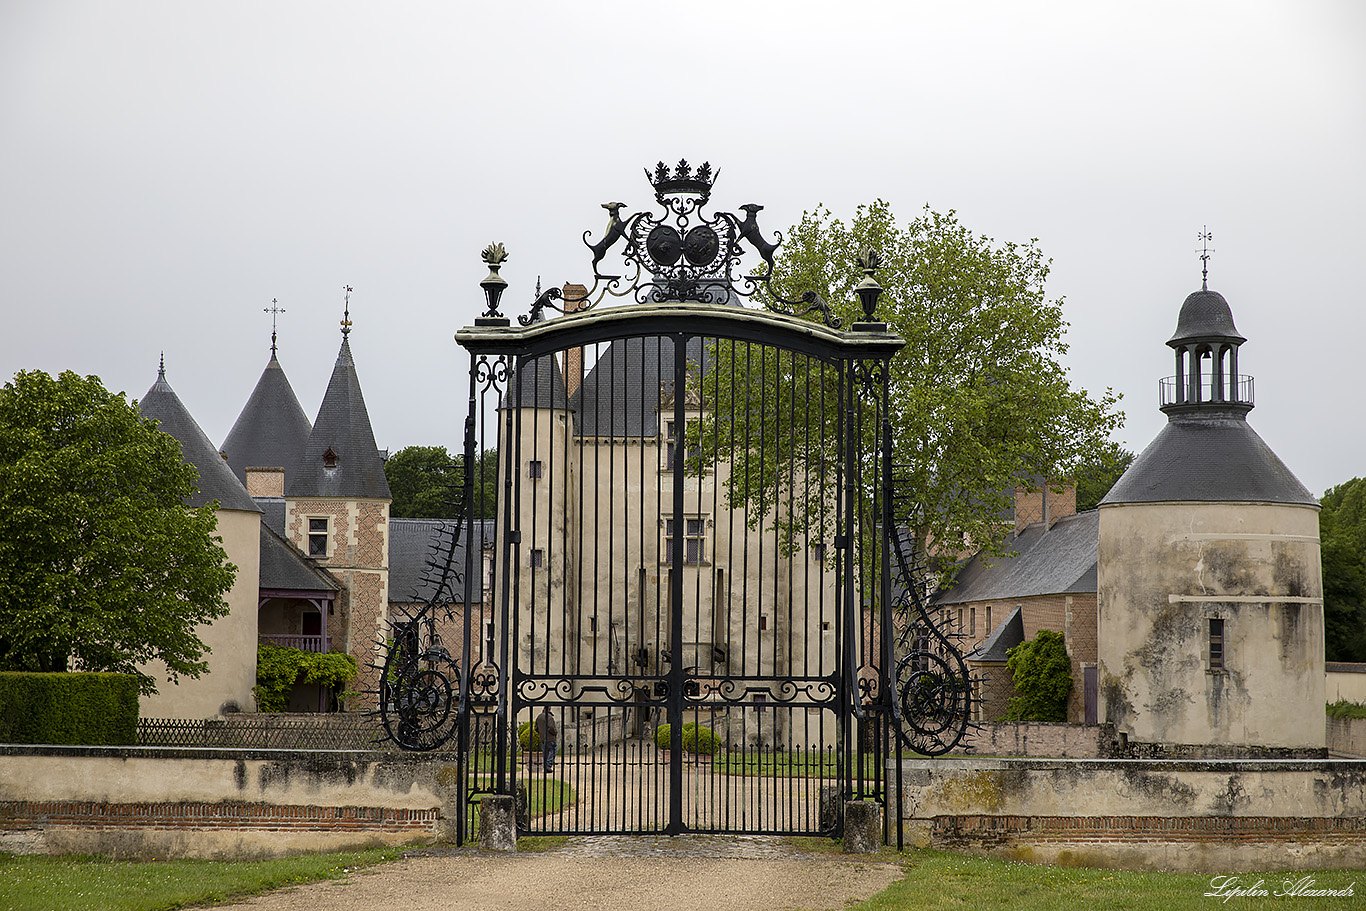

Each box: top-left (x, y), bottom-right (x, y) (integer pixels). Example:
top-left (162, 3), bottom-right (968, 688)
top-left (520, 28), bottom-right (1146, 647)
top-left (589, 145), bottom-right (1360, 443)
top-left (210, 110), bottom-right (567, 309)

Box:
top-left (259, 634), bottom-right (327, 653)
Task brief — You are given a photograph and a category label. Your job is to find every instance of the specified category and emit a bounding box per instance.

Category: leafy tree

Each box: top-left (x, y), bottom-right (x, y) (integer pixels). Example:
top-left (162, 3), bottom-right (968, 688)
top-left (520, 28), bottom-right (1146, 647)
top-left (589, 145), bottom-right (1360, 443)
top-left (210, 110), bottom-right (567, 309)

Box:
top-left (1320, 478), bottom-right (1366, 662)
top-left (1003, 629), bottom-right (1073, 722)
top-left (0, 370), bottom-right (235, 695)
top-left (1074, 443), bottom-right (1135, 512)
top-left (384, 445), bottom-right (499, 519)
top-left (697, 202), bottom-right (1122, 571)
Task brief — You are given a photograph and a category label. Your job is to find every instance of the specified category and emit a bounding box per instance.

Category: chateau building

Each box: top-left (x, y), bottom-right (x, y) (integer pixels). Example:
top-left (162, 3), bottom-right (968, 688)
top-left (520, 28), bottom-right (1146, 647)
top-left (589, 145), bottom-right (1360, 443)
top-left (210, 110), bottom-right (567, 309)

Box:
top-left (139, 318), bottom-right (479, 717)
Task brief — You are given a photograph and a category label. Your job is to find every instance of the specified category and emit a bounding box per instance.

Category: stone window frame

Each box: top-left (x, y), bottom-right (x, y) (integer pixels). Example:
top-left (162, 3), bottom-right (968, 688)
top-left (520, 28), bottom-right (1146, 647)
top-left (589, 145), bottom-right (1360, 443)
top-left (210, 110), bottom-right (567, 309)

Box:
top-left (663, 515), bottom-right (709, 566)
top-left (307, 515), bottom-right (332, 558)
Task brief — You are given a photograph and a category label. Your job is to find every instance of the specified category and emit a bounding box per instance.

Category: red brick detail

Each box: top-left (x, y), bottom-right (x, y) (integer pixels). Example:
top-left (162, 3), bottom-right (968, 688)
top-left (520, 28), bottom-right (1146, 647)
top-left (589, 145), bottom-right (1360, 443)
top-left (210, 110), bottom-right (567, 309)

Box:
top-left (0, 801), bottom-right (438, 833)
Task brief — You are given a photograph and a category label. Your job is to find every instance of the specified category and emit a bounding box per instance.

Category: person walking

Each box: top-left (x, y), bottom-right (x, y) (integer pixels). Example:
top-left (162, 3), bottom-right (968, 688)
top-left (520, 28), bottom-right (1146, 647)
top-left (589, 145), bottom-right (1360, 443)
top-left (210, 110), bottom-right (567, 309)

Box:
top-left (535, 706), bottom-right (559, 773)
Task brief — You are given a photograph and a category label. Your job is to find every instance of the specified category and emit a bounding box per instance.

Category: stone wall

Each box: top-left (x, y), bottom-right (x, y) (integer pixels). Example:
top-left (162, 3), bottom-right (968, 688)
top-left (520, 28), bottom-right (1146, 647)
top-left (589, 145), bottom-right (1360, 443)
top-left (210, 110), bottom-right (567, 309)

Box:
top-left (1328, 716), bottom-right (1366, 758)
top-left (1326, 663), bottom-right (1366, 703)
top-left (0, 746), bottom-right (462, 859)
top-left (962, 723), bottom-right (1115, 758)
top-left (896, 757), bottom-right (1366, 872)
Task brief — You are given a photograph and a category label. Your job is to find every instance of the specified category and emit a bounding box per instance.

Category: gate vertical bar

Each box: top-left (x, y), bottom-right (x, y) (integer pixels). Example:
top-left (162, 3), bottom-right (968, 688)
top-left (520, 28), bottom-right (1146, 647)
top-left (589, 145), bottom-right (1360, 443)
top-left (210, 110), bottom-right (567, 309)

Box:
top-left (667, 332), bottom-right (687, 834)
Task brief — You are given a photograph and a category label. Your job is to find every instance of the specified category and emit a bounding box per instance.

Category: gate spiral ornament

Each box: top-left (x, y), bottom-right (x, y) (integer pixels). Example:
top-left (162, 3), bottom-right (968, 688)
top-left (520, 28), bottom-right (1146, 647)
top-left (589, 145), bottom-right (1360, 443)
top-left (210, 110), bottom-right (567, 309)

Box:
top-left (378, 626), bottom-right (462, 751)
top-left (373, 485), bottom-right (470, 752)
top-left (888, 501), bottom-right (979, 756)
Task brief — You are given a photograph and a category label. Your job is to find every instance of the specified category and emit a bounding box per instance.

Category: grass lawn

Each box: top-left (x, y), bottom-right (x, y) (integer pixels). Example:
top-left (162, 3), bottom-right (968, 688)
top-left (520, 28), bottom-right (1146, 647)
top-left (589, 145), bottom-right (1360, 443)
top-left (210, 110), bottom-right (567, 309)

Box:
top-left (852, 849), bottom-right (1360, 911)
top-left (0, 847), bottom-right (398, 911)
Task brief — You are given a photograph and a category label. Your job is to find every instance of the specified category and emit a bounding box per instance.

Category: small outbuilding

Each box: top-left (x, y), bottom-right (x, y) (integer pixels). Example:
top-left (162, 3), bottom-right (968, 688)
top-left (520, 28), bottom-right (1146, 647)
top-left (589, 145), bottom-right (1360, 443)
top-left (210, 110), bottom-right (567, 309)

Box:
top-left (1097, 281), bottom-right (1325, 756)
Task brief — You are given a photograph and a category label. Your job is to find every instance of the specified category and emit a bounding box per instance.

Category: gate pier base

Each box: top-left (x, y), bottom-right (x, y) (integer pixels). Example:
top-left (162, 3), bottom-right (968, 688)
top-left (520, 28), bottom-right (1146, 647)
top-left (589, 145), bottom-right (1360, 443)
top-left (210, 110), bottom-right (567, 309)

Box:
top-left (843, 801), bottom-right (882, 854)
top-left (479, 795), bottom-right (517, 852)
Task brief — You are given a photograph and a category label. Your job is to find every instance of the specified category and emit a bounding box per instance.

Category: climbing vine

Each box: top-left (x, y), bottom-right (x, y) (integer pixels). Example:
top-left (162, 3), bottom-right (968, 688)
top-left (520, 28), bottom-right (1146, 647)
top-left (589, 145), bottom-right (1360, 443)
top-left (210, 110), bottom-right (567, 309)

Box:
top-left (254, 644), bottom-right (357, 712)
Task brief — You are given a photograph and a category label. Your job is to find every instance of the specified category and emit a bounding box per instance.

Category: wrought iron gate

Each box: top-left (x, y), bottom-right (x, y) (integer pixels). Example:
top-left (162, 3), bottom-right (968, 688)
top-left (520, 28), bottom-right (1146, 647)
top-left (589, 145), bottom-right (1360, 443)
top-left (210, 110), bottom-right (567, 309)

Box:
top-left (378, 162), bottom-right (974, 845)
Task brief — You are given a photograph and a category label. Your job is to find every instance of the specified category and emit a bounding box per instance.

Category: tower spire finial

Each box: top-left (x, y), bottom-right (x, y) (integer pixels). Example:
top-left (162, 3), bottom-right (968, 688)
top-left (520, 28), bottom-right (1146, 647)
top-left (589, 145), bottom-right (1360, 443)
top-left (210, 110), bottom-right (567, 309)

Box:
top-left (341, 285), bottom-right (353, 338)
top-left (264, 298), bottom-right (285, 356)
top-left (1198, 227), bottom-right (1214, 291)
top-left (158, 351), bottom-right (165, 379)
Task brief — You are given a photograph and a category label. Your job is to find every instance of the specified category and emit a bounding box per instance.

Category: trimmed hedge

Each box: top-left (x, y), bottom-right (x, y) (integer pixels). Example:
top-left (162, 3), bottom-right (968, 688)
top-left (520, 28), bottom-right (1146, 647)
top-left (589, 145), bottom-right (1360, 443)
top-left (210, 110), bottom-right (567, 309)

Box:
top-left (0, 672), bottom-right (139, 745)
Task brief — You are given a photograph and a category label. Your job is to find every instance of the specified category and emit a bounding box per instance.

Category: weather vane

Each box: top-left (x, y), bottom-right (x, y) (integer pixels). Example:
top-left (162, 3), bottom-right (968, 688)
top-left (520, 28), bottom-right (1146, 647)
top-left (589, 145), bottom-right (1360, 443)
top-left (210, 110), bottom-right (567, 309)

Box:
top-left (264, 298), bottom-right (286, 355)
top-left (1198, 227), bottom-right (1214, 290)
top-left (341, 285), bottom-right (353, 337)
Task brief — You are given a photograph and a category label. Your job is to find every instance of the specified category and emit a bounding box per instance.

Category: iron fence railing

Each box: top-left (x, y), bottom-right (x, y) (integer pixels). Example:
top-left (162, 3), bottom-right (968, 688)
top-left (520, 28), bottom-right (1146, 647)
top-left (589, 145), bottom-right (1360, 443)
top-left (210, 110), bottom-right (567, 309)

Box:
top-left (137, 714), bottom-right (390, 750)
top-left (1159, 374), bottom-right (1254, 408)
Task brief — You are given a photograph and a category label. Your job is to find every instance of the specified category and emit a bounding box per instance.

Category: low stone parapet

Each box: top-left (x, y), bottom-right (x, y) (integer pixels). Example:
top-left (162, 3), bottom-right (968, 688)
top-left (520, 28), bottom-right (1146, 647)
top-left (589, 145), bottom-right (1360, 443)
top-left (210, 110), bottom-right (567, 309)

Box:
top-left (896, 757), bottom-right (1366, 872)
top-left (0, 746), bottom-right (464, 859)
top-left (1328, 715), bottom-right (1366, 758)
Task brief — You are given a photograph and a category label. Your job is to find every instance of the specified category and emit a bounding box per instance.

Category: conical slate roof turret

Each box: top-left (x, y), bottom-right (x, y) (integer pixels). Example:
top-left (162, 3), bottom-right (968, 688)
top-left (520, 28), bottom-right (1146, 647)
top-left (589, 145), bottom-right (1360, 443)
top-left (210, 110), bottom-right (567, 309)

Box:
top-left (1102, 283), bottom-right (1314, 507)
top-left (138, 360), bottom-right (261, 513)
top-left (509, 352), bottom-right (570, 410)
top-left (221, 352), bottom-right (312, 486)
top-left (287, 336), bottom-right (391, 499)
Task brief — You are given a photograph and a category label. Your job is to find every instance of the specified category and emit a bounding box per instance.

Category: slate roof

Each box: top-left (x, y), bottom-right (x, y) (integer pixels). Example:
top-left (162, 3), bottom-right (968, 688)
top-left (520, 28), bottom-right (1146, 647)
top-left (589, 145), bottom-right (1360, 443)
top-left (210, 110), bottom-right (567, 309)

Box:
top-left (287, 337), bottom-right (392, 500)
top-left (221, 353), bottom-right (312, 485)
top-left (1168, 288), bottom-right (1245, 346)
top-left (1100, 412), bottom-right (1316, 506)
top-left (932, 510), bottom-right (1098, 606)
top-left (137, 366), bottom-right (260, 513)
top-left (257, 497), bottom-right (287, 536)
top-left (571, 335), bottom-right (707, 437)
top-left (967, 606), bottom-right (1025, 662)
top-left (259, 523), bottom-right (339, 593)
top-left (509, 353), bottom-right (569, 410)
top-left (389, 518), bottom-right (493, 604)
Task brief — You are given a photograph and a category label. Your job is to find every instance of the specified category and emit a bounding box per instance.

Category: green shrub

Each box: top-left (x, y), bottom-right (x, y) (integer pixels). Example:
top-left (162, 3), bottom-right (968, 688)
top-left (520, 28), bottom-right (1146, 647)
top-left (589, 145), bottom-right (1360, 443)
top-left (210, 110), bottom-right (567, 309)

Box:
top-left (654, 723), bottom-right (672, 750)
top-left (683, 724), bottom-right (718, 755)
top-left (1327, 699), bottom-right (1366, 720)
top-left (253, 645), bottom-right (357, 713)
top-left (1003, 629), bottom-right (1072, 722)
top-left (518, 720), bottom-right (541, 751)
top-left (0, 672), bottom-right (138, 744)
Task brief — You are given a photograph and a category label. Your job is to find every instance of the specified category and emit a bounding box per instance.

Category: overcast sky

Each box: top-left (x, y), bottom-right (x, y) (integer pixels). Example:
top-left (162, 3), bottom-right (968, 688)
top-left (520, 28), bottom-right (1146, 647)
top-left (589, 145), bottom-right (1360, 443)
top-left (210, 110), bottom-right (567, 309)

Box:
top-left (2, 1), bottom-right (1362, 497)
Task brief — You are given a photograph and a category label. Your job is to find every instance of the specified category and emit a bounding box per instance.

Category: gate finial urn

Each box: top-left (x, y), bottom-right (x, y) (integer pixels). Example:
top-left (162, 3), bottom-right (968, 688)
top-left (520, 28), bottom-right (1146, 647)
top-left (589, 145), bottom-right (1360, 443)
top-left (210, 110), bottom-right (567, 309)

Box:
top-left (854, 248), bottom-right (884, 323)
top-left (480, 242), bottom-right (509, 322)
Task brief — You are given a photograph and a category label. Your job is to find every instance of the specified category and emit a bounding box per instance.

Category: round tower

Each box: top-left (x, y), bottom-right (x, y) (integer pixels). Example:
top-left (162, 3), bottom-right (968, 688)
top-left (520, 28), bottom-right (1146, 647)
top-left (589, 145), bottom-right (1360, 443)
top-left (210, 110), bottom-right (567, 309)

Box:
top-left (1097, 280), bottom-right (1324, 757)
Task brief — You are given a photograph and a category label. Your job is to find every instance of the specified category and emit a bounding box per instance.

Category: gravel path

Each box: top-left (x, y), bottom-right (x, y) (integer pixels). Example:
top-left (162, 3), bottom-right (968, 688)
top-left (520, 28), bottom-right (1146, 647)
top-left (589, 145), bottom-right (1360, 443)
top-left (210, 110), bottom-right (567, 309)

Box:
top-left (210, 836), bottom-right (903, 911)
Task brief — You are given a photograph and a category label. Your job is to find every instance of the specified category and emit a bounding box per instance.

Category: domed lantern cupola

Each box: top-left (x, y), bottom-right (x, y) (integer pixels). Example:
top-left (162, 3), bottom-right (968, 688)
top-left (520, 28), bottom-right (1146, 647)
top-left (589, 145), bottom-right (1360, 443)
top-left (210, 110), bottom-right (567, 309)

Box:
top-left (1160, 230), bottom-right (1252, 416)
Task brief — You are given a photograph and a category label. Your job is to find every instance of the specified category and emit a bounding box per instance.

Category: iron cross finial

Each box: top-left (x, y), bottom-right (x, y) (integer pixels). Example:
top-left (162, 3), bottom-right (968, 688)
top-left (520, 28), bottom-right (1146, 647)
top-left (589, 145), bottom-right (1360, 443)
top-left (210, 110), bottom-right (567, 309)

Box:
top-left (264, 298), bottom-right (286, 356)
top-left (341, 285), bottom-right (353, 338)
top-left (1198, 227), bottom-right (1214, 290)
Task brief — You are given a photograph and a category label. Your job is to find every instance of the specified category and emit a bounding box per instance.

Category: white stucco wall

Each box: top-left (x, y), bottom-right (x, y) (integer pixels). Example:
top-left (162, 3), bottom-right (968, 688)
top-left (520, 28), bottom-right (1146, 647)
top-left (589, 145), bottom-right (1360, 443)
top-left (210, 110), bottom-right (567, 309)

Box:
top-left (1097, 501), bottom-right (1324, 750)
top-left (140, 508), bottom-right (262, 719)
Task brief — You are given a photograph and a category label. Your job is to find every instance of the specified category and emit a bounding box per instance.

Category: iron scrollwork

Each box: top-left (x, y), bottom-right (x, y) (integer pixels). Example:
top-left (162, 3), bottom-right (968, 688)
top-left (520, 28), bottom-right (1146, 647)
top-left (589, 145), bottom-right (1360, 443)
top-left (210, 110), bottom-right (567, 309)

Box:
top-left (888, 513), bottom-right (979, 757)
top-left (508, 159), bottom-right (844, 328)
top-left (374, 466), bottom-right (492, 751)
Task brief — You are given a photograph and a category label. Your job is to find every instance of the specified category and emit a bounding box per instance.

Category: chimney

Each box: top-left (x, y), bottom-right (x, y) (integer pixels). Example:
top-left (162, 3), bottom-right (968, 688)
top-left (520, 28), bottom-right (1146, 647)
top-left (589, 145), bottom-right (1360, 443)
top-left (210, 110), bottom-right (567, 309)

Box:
top-left (562, 283), bottom-right (588, 399)
top-left (245, 466), bottom-right (286, 498)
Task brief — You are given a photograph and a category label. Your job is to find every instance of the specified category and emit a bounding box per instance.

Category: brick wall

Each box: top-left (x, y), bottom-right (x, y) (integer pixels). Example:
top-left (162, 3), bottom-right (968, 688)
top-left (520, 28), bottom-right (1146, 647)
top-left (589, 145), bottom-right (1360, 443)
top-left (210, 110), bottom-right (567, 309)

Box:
top-left (957, 593), bottom-right (1098, 722)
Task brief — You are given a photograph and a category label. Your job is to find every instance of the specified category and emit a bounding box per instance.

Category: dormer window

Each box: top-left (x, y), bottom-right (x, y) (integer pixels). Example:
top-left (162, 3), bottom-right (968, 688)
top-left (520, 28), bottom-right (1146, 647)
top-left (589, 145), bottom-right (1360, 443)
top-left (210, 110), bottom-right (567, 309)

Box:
top-left (322, 448), bottom-right (339, 469)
